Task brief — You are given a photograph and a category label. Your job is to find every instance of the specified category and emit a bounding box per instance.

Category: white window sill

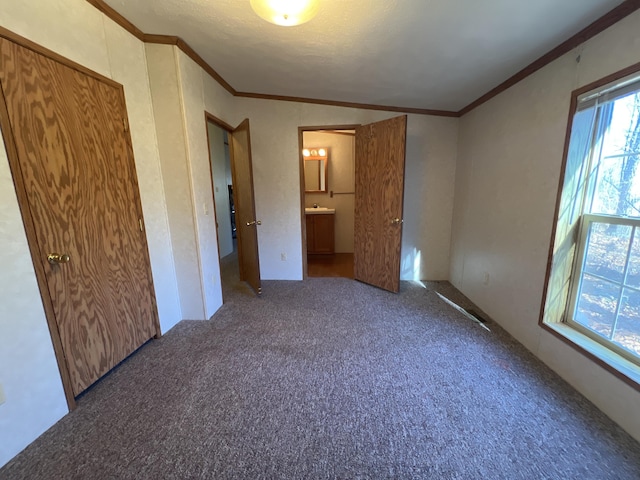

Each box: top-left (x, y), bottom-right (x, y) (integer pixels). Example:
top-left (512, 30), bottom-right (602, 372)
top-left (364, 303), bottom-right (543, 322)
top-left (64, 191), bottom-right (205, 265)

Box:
top-left (545, 322), bottom-right (640, 387)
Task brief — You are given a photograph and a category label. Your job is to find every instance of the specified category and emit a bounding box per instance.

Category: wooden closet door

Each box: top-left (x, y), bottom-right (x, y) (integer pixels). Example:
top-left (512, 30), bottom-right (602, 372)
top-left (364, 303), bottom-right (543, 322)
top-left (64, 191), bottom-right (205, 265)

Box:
top-left (354, 115), bottom-right (407, 293)
top-left (0, 39), bottom-right (159, 396)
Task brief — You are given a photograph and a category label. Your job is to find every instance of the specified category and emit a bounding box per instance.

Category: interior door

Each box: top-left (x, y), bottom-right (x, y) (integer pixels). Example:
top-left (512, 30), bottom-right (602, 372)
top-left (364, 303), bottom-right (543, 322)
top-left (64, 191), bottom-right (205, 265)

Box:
top-left (229, 119), bottom-right (262, 295)
top-left (354, 115), bottom-right (407, 293)
top-left (0, 39), bottom-right (160, 396)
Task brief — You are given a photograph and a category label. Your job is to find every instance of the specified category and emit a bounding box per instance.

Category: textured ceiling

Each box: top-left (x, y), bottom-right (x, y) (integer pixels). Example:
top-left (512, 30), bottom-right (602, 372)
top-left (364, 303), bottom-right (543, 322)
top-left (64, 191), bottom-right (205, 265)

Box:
top-left (102, 0), bottom-right (626, 112)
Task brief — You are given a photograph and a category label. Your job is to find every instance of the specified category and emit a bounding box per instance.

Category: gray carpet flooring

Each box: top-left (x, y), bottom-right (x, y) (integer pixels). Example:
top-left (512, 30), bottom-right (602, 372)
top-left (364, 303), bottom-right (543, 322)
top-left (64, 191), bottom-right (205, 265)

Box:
top-left (2, 253), bottom-right (640, 479)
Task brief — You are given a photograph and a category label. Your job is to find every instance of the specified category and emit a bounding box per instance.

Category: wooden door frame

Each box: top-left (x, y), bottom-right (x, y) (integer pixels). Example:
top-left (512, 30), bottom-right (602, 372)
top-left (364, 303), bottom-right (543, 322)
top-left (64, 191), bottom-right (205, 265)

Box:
top-left (0, 27), bottom-right (160, 409)
top-left (204, 112), bottom-right (235, 301)
top-left (298, 125), bottom-right (359, 279)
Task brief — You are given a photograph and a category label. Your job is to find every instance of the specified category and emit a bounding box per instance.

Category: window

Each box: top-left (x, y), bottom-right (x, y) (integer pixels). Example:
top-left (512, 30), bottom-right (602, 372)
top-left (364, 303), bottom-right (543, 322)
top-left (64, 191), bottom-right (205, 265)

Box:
top-left (543, 69), bottom-right (640, 372)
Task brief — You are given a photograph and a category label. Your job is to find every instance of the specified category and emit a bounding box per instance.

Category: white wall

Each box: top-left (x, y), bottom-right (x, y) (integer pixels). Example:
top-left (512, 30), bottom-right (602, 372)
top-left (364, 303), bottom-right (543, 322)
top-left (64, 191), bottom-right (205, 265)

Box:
top-left (176, 50), bottom-right (226, 319)
top-left (450, 10), bottom-right (640, 441)
top-left (304, 131), bottom-right (355, 253)
top-left (144, 47), bottom-right (238, 321)
top-left (146, 43), bottom-right (203, 321)
top-left (0, 142), bottom-right (68, 468)
top-left (0, 0), bottom-right (181, 467)
top-left (209, 122), bottom-right (234, 258)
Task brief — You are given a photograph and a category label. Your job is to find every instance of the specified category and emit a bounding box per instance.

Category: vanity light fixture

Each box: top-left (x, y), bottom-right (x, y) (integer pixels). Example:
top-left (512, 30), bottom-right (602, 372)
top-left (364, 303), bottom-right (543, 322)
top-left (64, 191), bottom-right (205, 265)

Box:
top-left (250, 0), bottom-right (320, 27)
top-left (302, 148), bottom-right (327, 157)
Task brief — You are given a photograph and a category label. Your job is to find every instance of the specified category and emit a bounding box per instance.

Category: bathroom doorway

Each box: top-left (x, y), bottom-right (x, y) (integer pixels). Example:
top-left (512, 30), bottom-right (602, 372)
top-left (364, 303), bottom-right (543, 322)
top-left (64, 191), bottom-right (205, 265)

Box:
top-left (299, 126), bottom-right (357, 279)
top-left (299, 116), bottom-right (408, 292)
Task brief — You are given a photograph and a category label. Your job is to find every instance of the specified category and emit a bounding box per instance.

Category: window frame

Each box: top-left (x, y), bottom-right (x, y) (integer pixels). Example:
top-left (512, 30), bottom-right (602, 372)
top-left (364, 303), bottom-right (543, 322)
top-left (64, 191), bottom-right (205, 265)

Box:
top-left (567, 213), bottom-right (640, 367)
top-left (539, 61), bottom-right (640, 392)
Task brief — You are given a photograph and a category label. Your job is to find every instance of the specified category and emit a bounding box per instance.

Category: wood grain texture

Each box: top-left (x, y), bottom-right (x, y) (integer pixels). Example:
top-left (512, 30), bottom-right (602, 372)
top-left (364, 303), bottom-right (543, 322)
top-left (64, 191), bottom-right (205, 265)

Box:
top-left (307, 253), bottom-right (354, 278)
top-left (313, 214), bottom-right (335, 253)
top-left (229, 119), bottom-right (261, 295)
top-left (306, 214), bottom-right (335, 254)
top-left (0, 39), bottom-right (157, 395)
top-left (0, 26), bottom-right (121, 89)
top-left (354, 116), bottom-right (407, 293)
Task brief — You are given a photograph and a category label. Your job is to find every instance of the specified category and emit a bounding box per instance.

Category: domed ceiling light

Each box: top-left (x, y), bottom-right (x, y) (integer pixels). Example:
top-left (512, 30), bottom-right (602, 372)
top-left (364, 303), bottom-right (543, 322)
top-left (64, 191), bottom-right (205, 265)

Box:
top-left (250, 0), bottom-right (319, 27)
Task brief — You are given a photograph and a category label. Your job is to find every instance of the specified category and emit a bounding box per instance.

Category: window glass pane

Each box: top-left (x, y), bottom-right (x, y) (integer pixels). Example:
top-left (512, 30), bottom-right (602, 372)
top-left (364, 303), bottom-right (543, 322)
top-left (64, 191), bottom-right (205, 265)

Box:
top-left (583, 222), bottom-right (631, 284)
top-left (626, 227), bottom-right (640, 289)
top-left (589, 91), bottom-right (640, 217)
top-left (614, 288), bottom-right (640, 357)
top-left (575, 274), bottom-right (621, 339)
top-left (557, 107), bottom-right (596, 233)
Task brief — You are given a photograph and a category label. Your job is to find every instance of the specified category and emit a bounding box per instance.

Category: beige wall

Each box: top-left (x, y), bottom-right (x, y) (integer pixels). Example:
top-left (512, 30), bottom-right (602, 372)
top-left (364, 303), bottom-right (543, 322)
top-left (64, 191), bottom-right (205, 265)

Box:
top-left (450, 10), bottom-right (640, 442)
top-left (146, 43), bottom-right (204, 320)
top-left (0, 0), bottom-right (182, 468)
top-left (304, 131), bottom-right (355, 253)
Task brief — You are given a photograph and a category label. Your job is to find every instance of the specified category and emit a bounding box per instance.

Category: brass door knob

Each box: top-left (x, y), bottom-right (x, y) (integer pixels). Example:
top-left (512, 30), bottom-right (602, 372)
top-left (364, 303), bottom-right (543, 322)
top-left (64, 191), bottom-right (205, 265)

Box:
top-left (391, 218), bottom-right (403, 225)
top-left (47, 253), bottom-right (70, 265)
top-left (246, 220), bottom-right (262, 226)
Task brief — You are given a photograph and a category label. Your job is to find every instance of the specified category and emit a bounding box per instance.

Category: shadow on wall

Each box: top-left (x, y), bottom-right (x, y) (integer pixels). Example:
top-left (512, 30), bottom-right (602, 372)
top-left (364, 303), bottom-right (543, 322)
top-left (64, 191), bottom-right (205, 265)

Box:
top-left (401, 248), bottom-right (422, 281)
top-left (400, 129), bottom-right (426, 281)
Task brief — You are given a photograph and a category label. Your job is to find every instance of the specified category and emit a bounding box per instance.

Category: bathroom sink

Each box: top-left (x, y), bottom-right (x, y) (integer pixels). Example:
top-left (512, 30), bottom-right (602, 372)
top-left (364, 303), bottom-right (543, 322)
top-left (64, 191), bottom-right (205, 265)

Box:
top-left (305, 207), bottom-right (335, 214)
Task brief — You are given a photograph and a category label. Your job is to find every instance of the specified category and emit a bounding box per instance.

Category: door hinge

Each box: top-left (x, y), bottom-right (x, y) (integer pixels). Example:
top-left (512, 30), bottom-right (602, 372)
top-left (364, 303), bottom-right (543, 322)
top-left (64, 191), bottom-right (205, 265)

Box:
top-left (139, 218), bottom-right (144, 232)
top-left (123, 117), bottom-right (129, 133)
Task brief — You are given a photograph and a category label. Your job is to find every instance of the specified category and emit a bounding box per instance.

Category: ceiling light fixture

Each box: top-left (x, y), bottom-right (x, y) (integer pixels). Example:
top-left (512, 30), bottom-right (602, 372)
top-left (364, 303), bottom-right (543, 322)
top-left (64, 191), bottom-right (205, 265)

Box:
top-left (250, 0), bottom-right (319, 27)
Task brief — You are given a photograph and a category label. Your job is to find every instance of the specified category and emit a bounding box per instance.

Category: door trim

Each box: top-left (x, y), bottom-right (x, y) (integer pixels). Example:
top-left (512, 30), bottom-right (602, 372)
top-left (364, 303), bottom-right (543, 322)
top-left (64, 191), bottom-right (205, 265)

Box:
top-left (298, 125), bottom-right (360, 279)
top-left (204, 111), bottom-right (234, 302)
top-left (0, 27), bottom-right (160, 408)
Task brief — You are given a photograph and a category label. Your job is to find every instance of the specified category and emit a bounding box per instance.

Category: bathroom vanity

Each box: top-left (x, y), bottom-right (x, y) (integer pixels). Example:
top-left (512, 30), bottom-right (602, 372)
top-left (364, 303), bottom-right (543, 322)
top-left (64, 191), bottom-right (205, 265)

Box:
top-left (305, 207), bottom-right (335, 254)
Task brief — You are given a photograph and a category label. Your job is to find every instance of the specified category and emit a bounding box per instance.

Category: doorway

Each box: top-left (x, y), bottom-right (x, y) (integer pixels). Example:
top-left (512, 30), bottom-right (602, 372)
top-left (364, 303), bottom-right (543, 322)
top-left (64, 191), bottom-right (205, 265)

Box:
top-left (300, 128), bottom-right (356, 279)
top-left (206, 114), bottom-right (262, 298)
top-left (299, 116), bottom-right (408, 293)
top-left (206, 119), bottom-right (237, 296)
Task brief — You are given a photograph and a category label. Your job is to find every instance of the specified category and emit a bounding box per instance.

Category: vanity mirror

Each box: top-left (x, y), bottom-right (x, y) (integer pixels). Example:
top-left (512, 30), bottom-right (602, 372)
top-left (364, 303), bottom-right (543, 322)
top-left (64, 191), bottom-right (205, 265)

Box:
top-left (303, 147), bottom-right (329, 193)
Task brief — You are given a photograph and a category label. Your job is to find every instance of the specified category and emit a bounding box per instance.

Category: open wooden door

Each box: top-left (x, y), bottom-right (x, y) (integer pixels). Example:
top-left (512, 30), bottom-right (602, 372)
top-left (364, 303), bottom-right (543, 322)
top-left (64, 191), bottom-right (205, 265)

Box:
top-left (0, 38), bottom-right (160, 396)
top-left (229, 119), bottom-right (262, 295)
top-left (354, 115), bottom-right (407, 293)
